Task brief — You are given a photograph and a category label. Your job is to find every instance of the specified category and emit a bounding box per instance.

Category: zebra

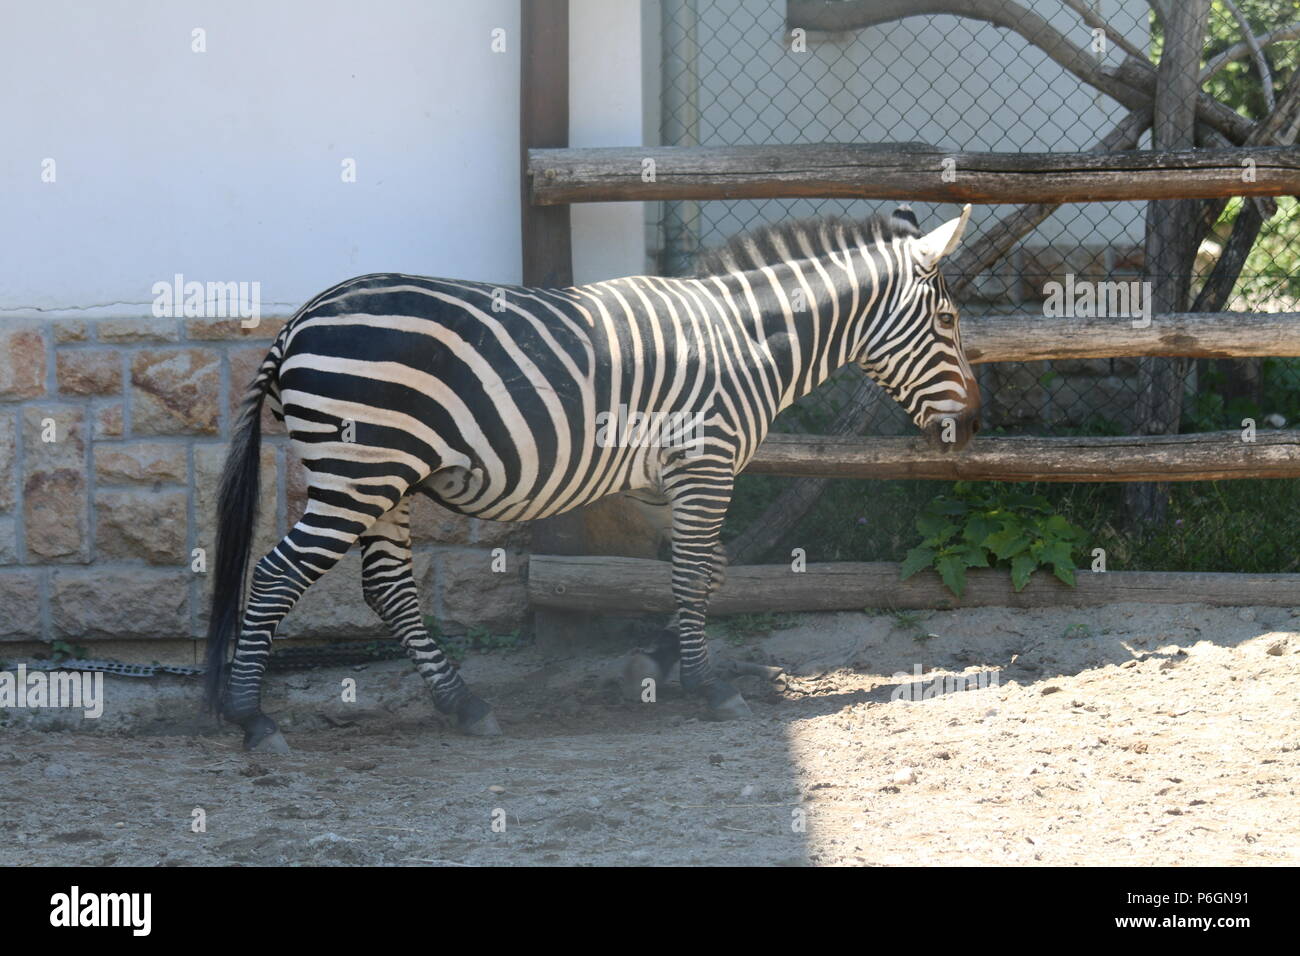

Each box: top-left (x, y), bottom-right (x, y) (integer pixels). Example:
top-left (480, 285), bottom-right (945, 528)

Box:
top-left (204, 203), bottom-right (980, 752)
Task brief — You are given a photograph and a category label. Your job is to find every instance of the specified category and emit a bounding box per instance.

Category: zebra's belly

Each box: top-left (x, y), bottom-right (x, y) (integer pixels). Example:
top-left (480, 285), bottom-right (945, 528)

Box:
top-left (416, 456), bottom-right (664, 524)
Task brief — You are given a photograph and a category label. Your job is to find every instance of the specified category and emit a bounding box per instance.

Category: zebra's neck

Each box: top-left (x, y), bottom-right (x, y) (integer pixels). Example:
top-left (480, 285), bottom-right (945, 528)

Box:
top-left (707, 237), bottom-right (903, 414)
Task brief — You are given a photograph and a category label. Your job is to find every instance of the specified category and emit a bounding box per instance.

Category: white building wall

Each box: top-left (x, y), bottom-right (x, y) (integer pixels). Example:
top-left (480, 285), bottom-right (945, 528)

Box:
top-left (569, 0), bottom-right (653, 283)
top-left (1, 0), bottom-right (525, 318)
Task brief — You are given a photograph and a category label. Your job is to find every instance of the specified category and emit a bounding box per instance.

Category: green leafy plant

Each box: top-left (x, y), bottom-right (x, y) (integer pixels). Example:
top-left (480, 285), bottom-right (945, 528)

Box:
top-left (899, 483), bottom-right (1089, 597)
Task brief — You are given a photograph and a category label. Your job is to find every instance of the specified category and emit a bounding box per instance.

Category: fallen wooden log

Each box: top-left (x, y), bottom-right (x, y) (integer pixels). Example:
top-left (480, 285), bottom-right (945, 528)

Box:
top-left (528, 555), bottom-right (1300, 613)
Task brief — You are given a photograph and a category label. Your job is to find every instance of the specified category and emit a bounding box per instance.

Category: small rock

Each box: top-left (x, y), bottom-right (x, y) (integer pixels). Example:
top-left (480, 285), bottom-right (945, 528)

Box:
top-left (1266, 639), bottom-right (1287, 657)
top-left (488, 785), bottom-right (506, 794)
top-left (740, 784), bottom-right (756, 798)
top-left (1040, 686), bottom-right (1062, 696)
top-left (42, 763), bottom-right (72, 779)
top-left (1238, 608), bottom-right (1256, 622)
top-left (892, 767), bottom-right (917, 785)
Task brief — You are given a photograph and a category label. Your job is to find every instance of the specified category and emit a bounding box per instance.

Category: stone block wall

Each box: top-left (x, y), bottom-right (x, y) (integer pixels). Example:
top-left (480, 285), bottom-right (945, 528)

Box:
top-left (0, 317), bottom-right (530, 659)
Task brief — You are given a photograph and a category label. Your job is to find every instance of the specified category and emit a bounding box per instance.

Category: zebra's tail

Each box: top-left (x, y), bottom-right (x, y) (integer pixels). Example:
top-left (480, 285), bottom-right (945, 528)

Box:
top-left (202, 348), bottom-right (282, 715)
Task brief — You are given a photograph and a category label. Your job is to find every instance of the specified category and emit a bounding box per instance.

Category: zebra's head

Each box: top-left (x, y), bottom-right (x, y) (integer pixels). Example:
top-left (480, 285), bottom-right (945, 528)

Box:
top-left (857, 204), bottom-right (981, 452)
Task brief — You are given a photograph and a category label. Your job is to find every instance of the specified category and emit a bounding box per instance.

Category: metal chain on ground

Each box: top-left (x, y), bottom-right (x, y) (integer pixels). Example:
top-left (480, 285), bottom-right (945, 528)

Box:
top-left (13, 641), bottom-right (410, 679)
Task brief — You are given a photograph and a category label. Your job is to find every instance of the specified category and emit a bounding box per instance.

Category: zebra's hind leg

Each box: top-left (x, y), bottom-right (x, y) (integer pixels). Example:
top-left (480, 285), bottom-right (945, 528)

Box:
top-left (223, 491), bottom-right (391, 752)
top-left (360, 496), bottom-right (500, 736)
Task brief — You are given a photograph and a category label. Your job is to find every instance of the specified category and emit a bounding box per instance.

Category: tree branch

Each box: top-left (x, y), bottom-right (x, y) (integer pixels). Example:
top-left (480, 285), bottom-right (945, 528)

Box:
top-left (1059, 0), bottom-right (1149, 63)
top-left (787, 0), bottom-right (1255, 143)
top-left (1197, 67), bottom-right (1300, 237)
top-left (1194, 68), bottom-right (1300, 311)
top-left (1202, 23), bottom-right (1300, 84)
top-left (1222, 0), bottom-right (1275, 111)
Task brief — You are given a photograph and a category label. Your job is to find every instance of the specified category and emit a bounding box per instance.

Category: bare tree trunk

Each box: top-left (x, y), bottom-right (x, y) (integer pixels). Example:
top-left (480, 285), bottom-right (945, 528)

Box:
top-left (1127, 0), bottom-right (1211, 526)
top-left (1194, 70), bottom-right (1300, 414)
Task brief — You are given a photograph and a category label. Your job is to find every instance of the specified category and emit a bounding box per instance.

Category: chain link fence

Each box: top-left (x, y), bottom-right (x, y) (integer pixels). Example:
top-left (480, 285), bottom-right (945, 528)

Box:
top-left (651, 0), bottom-right (1300, 572)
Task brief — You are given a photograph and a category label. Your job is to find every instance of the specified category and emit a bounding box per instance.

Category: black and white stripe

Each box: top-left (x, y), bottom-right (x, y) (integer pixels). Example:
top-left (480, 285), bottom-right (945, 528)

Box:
top-left (204, 205), bottom-right (979, 749)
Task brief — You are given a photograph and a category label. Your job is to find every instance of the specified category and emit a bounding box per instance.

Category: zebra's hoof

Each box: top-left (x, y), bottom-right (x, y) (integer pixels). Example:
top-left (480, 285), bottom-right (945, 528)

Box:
top-left (459, 712), bottom-right (502, 736)
top-left (240, 713), bottom-right (291, 753)
top-left (455, 695), bottom-right (502, 737)
top-left (247, 730), bottom-right (291, 754)
top-left (622, 652), bottom-right (665, 700)
top-left (705, 682), bottom-right (753, 721)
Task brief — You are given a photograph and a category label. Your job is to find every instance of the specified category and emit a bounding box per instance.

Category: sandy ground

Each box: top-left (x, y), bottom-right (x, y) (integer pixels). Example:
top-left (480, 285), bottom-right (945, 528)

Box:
top-left (2, 602), bottom-right (1298, 866)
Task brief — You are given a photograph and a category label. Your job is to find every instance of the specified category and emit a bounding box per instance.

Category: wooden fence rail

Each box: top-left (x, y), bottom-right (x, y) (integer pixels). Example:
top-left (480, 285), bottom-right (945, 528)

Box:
top-left (745, 430), bottom-right (1300, 482)
top-left (528, 144), bottom-right (1300, 205)
top-left (963, 311), bottom-right (1300, 362)
top-left (529, 555), bottom-right (1300, 612)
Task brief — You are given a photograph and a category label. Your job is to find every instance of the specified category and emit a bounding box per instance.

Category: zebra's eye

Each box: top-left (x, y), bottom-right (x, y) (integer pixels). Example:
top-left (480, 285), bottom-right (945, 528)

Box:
top-left (937, 311), bottom-right (957, 329)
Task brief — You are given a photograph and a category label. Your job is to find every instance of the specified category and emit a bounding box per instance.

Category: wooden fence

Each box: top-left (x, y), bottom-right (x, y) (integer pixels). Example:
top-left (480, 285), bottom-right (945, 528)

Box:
top-left (521, 1), bottom-right (1300, 616)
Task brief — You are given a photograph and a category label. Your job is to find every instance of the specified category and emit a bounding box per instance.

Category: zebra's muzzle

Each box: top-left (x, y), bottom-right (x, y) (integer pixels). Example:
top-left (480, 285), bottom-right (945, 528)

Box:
top-left (923, 409), bottom-right (980, 453)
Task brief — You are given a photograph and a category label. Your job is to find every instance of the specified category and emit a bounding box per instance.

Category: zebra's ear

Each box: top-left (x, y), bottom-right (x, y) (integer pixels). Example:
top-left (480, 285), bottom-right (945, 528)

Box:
top-left (913, 203), bottom-right (972, 270)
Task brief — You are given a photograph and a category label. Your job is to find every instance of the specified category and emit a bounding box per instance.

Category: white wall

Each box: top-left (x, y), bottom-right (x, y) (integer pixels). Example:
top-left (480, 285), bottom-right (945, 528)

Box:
top-left (1, 0), bottom-right (523, 318)
top-left (569, 0), bottom-right (652, 283)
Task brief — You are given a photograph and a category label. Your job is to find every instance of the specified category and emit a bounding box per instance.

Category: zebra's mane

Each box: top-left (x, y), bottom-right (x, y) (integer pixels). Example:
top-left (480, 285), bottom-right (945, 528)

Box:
top-left (692, 210), bottom-right (921, 278)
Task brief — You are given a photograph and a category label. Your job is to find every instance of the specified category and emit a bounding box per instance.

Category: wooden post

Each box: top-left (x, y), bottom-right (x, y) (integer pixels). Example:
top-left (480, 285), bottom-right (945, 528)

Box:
top-left (520, 0), bottom-right (587, 650)
top-left (519, 0), bottom-right (661, 651)
top-left (520, 0), bottom-right (572, 289)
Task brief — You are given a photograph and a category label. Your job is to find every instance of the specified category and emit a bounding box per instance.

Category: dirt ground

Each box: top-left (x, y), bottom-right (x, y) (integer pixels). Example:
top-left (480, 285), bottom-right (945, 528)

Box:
top-left (3, 601), bottom-right (1298, 866)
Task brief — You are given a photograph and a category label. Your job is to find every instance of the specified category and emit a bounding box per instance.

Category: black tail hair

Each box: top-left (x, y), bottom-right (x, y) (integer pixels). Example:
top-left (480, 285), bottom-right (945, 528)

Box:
top-left (202, 377), bottom-right (270, 715)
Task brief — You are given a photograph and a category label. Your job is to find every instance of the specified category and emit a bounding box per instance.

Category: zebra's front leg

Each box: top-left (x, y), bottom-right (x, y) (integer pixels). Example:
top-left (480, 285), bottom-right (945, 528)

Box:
top-left (667, 470), bottom-right (751, 720)
top-left (360, 499), bottom-right (500, 736)
top-left (623, 541), bottom-right (727, 696)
